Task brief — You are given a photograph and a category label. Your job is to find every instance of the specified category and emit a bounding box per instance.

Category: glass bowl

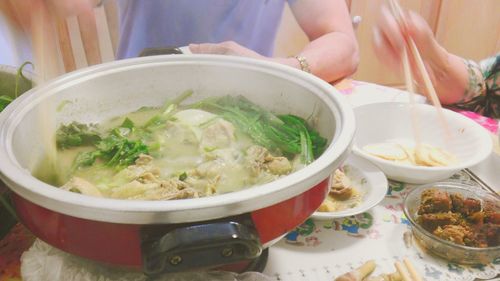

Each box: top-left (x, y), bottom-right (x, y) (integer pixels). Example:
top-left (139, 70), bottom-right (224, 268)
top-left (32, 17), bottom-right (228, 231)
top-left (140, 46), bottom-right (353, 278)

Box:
top-left (403, 182), bottom-right (500, 264)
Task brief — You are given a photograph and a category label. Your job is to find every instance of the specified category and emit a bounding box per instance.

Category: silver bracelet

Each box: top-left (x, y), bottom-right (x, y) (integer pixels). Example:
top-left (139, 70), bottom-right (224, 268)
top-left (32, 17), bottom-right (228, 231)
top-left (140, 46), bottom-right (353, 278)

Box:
top-left (294, 55), bottom-right (311, 73)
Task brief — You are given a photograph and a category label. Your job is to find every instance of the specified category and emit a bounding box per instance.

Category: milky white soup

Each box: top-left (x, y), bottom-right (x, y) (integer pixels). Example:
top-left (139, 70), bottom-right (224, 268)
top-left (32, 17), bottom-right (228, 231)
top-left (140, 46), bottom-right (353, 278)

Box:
top-left (35, 95), bottom-right (327, 200)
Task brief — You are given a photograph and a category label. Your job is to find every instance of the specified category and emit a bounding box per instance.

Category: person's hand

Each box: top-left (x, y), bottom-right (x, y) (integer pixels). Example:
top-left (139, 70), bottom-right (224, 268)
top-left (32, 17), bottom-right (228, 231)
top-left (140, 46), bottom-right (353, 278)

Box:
top-left (189, 41), bottom-right (266, 60)
top-left (6, 0), bottom-right (93, 31)
top-left (372, 5), bottom-right (449, 88)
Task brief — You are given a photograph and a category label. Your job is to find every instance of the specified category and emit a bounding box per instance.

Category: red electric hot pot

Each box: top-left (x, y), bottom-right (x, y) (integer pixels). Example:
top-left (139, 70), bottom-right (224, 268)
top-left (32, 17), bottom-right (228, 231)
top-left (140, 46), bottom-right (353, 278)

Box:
top-left (0, 55), bottom-right (355, 275)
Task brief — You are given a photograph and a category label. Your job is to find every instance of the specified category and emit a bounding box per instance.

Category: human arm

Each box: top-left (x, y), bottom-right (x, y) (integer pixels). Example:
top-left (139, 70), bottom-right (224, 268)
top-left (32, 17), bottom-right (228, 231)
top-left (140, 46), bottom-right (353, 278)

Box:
top-left (1, 0), bottom-right (94, 31)
top-left (373, 6), bottom-right (481, 104)
top-left (284, 0), bottom-right (359, 82)
top-left (190, 0), bottom-right (359, 83)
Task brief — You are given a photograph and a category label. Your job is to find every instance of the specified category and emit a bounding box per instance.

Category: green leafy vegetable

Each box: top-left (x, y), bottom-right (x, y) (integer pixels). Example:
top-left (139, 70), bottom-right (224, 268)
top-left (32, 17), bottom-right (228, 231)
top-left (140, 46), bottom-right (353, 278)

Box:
top-left (58, 90), bottom-right (193, 160)
top-left (0, 61), bottom-right (32, 113)
top-left (121, 117), bottom-right (135, 130)
top-left (74, 150), bottom-right (101, 167)
top-left (14, 62), bottom-right (33, 99)
top-left (0, 95), bottom-right (13, 112)
top-left (144, 89), bottom-right (193, 129)
top-left (74, 129), bottom-right (149, 169)
top-left (193, 95), bottom-right (327, 163)
top-left (56, 122), bottom-right (102, 149)
top-left (179, 172), bottom-right (187, 181)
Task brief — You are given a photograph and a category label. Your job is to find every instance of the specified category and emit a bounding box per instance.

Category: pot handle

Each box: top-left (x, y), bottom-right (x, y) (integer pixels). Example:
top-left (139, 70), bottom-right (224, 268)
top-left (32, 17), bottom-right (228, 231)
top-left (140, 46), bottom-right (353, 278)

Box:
top-left (141, 221), bottom-right (262, 276)
top-left (139, 47), bottom-right (184, 57)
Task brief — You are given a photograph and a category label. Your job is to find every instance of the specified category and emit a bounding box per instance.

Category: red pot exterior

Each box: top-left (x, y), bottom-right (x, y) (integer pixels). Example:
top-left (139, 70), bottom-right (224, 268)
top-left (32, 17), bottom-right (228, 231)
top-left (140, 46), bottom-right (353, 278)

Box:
top-left (12, 193), bottom-right (143, 267)
top-left (12, 178), bottom-right (328, 268)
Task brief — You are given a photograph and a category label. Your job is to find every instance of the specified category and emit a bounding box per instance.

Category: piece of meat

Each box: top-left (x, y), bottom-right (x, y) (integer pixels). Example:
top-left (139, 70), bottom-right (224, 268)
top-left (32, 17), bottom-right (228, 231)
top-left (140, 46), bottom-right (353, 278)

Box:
top-left (245, 145), bottom-right (292, 176)
top-left (484, 211), bottom-right (500, 224)
top-left (246, 145), bottom-right (269, 176)
top-left (450, 193), bottom-right (465, 213)
top-left (111, 178), bottom-right (199, 200)
top-left (62, 177), bottom-right (102, 197)
top-left (265, 156), bottom-right (292, 175)
top-left (467, 211), bottom-right (484, 225)
top-left (473, 223), bottom-right (500, 247)
top-left (135, 154), bottom-right (154, 166)
top-left (433, 225), bottom-right (472, 245)
top-left (113, 161), bottom-right (160, 184)
top-left (418, 212), bottom-right (461, 232)
top-left (418, 189), bottom-right (451, 214)
top-left (110, 180), bottom-right (157, 199)
top-left (329, 169), bottom-right (353, 200)
top-left (195, 160), bottom-right (224, 178)
top-left (143, 178), bottom-right (199, 200)
top-left (462, 198), bottom-right (482, 216)
top-left (330, 187), bottom-right (353, 201)
top-left (200, 119), bottom-right (235, 150)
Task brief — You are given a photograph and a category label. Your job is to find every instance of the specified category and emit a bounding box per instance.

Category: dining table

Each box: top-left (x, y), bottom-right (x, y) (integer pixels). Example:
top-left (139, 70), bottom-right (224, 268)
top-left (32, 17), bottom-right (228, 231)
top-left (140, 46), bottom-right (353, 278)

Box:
top-left (0, 79), bottom-right (498, 281)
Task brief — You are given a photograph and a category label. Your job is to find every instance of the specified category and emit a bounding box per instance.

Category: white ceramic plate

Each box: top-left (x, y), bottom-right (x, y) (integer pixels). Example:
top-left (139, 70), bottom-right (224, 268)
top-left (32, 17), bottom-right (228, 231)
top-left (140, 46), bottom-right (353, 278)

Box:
top-left (312, 154), bottom-right (388, 219)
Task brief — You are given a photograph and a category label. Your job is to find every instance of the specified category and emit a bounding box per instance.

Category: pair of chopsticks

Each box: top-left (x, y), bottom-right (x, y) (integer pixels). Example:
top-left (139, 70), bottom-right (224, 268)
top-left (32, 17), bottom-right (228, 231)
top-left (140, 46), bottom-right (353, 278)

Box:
top-left (387, 0), bottom-right (451, 142)
top-left (395, 258), bottom-right (424, 281)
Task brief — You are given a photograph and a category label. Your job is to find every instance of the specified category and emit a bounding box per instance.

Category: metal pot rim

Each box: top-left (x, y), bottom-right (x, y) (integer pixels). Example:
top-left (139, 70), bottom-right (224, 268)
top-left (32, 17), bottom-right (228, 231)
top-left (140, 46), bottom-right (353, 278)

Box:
top-left (0, 55), bottom-right (355, 224)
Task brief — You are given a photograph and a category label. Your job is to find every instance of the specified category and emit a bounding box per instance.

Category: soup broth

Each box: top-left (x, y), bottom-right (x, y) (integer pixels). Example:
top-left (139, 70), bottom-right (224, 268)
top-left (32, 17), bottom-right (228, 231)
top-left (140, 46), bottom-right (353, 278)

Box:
top-left (35, 94), bottom-right (327, 200)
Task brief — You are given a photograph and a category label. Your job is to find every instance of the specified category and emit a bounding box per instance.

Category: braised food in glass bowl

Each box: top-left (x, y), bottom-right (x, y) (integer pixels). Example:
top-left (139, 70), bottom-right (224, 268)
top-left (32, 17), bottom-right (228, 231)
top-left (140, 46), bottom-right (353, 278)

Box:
top-left (403, 182), bottom-right (500, 264)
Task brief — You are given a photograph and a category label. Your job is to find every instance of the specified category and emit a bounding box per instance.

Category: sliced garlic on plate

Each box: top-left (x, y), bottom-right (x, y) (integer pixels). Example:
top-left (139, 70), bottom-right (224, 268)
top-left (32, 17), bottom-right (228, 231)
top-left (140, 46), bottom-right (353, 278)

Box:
top-left (363, 143), bottom-right (408, 161)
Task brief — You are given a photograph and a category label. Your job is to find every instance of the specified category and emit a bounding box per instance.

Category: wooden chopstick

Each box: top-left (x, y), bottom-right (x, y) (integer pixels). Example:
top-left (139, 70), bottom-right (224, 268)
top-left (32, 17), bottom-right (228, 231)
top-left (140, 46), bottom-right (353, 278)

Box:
top-left (407, 39), bottom-right (451, 138)
top-left (388, 0), bottom-right (451, 140)
top-left (403, 258), bottom-right (424, 281)
top-left (394, 261), bottom-right (413, 281)
top-left (394, 258), bottom-right (424, 281)
top-left (31, 3), bottom-right (62, 176)
top-left (401, 43), bottom-right (422, 147)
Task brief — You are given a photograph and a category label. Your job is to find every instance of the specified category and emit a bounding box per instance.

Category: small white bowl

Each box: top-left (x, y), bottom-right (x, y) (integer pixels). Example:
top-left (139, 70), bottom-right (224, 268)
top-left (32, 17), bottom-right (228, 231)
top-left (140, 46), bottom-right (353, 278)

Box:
top-left (352, 102), bottom-right (493, 184)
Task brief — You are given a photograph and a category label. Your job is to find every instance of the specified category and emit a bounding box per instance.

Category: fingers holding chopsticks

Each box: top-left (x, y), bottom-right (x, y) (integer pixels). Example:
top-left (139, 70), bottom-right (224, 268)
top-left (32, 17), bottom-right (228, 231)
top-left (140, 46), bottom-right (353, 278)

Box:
top-left (372, 2), bottom-right (441, 87)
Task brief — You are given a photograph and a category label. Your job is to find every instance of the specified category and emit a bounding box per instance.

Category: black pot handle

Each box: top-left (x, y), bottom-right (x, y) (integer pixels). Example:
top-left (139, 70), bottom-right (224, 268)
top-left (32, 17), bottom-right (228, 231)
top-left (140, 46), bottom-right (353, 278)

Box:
top-left (139, 47), bottom-right (184, 57)
top-left (141, 221), bottom-right (262, 276)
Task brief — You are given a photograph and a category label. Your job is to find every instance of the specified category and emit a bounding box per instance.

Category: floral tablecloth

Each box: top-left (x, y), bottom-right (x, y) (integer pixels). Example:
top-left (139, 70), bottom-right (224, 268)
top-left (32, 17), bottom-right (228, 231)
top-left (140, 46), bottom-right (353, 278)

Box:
top-left (263, 171), bottom-right (500, 281)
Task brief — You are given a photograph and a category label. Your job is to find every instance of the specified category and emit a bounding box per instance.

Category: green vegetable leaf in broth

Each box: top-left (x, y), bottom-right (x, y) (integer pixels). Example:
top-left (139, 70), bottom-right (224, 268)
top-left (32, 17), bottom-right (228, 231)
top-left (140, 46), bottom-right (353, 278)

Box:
top-left (120, 117), bottom-right (135, 130)
top-left (193, 95), bottom-right (327, 163)
top-left (73, 134), bottom-right (149, 170)
top-left (179, 172), bottom-right (187, 181)
top-left (68, 118), bottom-right (149, 170)
top-left (144, 90), bottom-right (193, 129)
top-left (74, 150), bottom-right (101, 168)
top-left (56, 122), bottom-right (102, 149)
